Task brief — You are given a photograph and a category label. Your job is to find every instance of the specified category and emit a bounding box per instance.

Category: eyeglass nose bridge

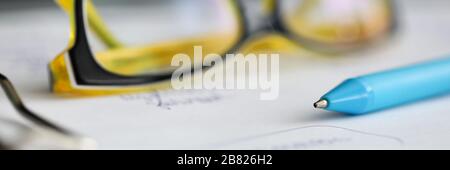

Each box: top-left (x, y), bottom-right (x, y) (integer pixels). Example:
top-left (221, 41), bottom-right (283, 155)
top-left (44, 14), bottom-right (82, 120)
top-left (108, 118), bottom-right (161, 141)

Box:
top-left (238, 0), bottom-right (282, 35)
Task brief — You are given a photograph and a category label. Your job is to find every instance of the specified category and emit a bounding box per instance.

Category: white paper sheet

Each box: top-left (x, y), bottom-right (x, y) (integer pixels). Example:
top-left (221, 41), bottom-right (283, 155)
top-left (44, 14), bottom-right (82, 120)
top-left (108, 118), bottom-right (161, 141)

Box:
top-left (0, 0), bottom-right (449, 149)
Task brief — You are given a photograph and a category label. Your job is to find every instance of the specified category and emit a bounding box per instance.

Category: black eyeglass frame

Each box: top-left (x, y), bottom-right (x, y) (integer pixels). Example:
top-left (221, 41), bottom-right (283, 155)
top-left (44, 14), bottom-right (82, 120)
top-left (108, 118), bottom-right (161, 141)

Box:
top-left (64, 0), bottom-right (397, 87)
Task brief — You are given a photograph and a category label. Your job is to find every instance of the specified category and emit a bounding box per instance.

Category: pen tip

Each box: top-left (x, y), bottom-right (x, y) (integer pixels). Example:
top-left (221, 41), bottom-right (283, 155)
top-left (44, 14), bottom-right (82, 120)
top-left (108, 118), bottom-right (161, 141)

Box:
top-left (314, 99), bottom-right (328, 109)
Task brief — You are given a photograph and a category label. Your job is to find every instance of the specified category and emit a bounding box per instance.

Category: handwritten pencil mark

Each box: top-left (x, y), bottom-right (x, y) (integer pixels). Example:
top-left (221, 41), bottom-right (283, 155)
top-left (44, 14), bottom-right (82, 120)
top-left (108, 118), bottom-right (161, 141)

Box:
top-left (215, 125), bottom-right (404, 149)
top-left (266, 137), bottom-right (353, 150)
top-left (120, 90), bottom-right (223, 110)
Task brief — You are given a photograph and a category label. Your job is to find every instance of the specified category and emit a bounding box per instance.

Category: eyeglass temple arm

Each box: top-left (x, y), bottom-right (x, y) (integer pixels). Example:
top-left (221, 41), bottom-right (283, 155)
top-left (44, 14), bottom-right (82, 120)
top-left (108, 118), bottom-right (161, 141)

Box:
top-left (0, 73), bottom-right (71, 135)
top-left (86, 1), bottom-right (124, 49)
top-left (56, 0), bottom-right (123, 49)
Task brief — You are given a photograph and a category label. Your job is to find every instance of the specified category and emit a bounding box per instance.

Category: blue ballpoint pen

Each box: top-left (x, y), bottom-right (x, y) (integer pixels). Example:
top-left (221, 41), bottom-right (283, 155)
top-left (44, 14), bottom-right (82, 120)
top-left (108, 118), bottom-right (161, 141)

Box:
top-left (314, 56), bottom-right (450, 115)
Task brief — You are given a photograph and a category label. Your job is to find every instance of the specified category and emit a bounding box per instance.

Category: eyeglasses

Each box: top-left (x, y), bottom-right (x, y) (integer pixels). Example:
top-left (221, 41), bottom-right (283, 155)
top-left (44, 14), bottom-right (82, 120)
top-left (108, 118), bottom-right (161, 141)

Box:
top-left (49, 0), bottom-right (396, 96)
top-left (0, 74), bottom-right (94, 149)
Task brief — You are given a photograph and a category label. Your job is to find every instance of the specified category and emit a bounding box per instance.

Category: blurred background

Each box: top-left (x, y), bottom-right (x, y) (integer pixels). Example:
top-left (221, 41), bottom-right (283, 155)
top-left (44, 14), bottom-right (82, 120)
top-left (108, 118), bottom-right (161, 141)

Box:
top-left (0, 0), bottom-right (450, 149)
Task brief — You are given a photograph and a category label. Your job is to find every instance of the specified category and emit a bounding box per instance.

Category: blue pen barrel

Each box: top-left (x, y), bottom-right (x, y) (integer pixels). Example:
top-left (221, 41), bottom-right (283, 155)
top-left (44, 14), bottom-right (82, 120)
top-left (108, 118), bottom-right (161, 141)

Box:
top-left (322, 57), bottom-right (450, 114)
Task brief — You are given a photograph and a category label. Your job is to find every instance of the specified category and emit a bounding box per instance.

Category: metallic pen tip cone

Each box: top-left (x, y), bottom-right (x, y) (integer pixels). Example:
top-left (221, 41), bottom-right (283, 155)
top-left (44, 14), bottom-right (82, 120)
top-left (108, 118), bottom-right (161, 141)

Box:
top-left (314, 99), bottom-right (328, 109)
